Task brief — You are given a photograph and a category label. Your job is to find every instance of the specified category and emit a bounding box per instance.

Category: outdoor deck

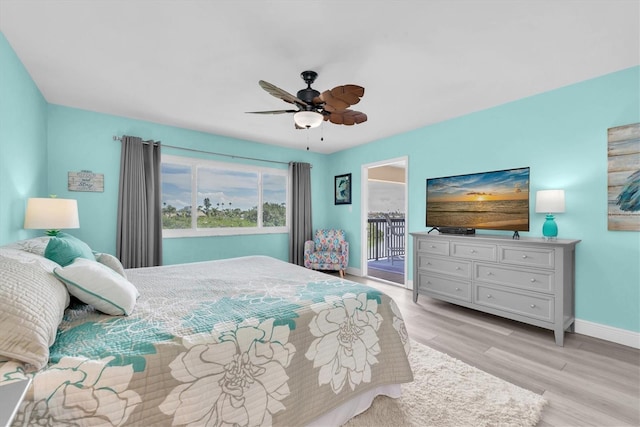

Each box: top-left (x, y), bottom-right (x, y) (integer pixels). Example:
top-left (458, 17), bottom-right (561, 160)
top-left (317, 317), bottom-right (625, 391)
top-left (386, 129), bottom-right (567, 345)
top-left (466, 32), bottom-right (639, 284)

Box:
top-left (367, 216), bottom-right (405, 285)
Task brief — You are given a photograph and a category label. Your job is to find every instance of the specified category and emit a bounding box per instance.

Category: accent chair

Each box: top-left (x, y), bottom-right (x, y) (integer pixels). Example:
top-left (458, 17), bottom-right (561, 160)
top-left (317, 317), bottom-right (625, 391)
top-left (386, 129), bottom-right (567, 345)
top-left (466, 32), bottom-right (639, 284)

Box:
top-left (304, 229), bottom-right (349, 277)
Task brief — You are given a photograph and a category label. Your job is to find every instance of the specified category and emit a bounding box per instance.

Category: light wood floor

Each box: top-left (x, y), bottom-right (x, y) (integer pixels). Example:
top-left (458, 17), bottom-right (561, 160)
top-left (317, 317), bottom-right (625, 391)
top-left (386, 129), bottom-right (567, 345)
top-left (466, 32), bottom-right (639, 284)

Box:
top-left (346, 274), bottom-right (640, 427)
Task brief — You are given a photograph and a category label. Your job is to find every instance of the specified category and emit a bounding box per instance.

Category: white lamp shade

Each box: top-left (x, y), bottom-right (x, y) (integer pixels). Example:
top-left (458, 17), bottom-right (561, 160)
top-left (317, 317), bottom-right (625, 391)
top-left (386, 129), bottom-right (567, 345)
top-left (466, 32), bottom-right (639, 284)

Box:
top-left (24, 198), bottom-right (80, 230)
top-left (294, 111), bottom-right (323, 129)
top-left (535, 190), bottom-right (565, 213)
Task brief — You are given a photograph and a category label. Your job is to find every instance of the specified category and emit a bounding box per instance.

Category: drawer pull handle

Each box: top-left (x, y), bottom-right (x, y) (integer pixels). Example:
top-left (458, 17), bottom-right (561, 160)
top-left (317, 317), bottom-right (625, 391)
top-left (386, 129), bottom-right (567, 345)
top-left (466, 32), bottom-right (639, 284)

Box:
top-left (530, 278), bottom-right (536, 282)
top-left (487, 294), bottom-right (492, 299)
top-left (530, 304), bottom-right (536, 308)
top-left (455, 287), bottom-right (461, 291)
top-left (455, 267), bottom-right (461, 270)
top-left (470, 249), bottom-right (477, 253)
top-left (430, 245), bottom-right (436, 248)
top-left (486, 272), bottom-right (493, 276)
top-left (522, 255), bottom-right (528, 259)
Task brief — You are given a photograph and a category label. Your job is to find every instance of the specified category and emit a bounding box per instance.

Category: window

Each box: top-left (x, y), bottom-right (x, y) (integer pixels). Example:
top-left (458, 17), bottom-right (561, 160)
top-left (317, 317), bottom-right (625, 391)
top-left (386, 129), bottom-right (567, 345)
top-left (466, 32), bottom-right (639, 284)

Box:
top-left (161, 154), bottom-right (288, 237)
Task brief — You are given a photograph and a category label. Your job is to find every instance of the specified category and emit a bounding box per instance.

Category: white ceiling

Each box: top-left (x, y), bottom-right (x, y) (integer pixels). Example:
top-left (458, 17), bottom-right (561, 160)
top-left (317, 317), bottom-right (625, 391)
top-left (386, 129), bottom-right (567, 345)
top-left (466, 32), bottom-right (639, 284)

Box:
top-left (1, 1), bottom-right (638, 154)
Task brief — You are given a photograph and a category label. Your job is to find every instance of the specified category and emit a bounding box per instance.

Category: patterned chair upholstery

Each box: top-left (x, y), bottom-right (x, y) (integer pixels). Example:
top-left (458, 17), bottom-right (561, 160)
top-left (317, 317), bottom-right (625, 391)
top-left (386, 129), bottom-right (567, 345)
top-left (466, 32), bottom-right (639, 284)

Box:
top-left (304, 229), bottom-right (349, 277)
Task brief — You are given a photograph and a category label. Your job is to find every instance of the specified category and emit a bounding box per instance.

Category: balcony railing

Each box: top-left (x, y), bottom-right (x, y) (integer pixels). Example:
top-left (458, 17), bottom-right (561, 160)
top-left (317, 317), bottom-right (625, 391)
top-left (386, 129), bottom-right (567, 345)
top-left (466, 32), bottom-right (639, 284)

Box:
top-left (367, 217), bottom-right (405, 261)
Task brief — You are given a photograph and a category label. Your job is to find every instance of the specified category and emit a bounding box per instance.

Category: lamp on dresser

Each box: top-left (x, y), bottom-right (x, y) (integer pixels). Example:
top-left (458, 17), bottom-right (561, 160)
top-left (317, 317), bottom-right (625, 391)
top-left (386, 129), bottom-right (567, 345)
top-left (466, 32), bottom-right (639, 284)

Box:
top-left (24, 197), bottom-right (80, 236)
top-left (535, 189), bottom-right (565, 239)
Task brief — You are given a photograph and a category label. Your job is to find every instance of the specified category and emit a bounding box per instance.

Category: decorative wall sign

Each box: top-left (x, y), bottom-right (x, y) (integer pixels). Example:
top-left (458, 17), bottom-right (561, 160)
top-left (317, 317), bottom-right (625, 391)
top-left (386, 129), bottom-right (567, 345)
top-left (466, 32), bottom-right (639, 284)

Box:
top-left (607, 123), bottom-right (639, 231)
top-left (68, 170), bottom-right (104, 192)
top-left (334, 173), bottom-right (352, 205)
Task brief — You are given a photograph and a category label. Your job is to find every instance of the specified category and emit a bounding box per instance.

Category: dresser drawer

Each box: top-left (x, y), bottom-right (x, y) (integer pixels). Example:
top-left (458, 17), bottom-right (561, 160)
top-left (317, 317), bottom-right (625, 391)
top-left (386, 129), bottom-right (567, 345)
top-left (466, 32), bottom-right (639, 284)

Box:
top-left (416, 239), bottom-right (449, 255)
top-left (418, 255), bottom-right (470, 279)
top-left (417, 271), bottom-right (470, 302)
top-left (499, 246), bottom-right (555, 269)
top-left (474, 263), bottom-right (555, 292)
top-left (475, 284), bottom-right (553, 322)
top-left (451, 242), bottom-right (497, 261)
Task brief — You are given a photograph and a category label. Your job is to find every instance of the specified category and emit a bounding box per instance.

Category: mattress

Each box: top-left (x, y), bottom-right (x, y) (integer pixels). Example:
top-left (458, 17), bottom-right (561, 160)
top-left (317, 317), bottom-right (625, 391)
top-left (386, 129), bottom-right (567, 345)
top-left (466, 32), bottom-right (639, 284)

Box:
top-left (1, 255), bottom-right (412, 426)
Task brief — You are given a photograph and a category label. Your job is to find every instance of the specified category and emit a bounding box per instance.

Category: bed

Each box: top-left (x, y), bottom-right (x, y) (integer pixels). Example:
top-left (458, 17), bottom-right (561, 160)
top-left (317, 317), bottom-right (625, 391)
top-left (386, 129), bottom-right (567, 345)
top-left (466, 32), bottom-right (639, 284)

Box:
top-left (0, 236), bottom-right (413, 426)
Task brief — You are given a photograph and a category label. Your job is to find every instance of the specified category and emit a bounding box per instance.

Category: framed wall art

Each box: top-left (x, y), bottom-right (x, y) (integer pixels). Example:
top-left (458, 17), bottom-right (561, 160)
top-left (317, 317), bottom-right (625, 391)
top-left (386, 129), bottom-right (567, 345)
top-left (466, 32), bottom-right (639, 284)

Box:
top-left (68, 170), bottom-right (104, 192)
top-left (607, 123), bottom-right (639, 231)
top-left (334, 173), bottom-right (352, 205)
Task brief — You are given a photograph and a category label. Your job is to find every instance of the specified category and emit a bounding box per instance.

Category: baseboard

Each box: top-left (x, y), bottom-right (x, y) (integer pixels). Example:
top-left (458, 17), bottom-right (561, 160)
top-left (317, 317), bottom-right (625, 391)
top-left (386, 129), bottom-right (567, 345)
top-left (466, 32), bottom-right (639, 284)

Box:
top-left (346, 267), bottom-right (361, 277)
top-left (574, 319), bottom-right (640, 349)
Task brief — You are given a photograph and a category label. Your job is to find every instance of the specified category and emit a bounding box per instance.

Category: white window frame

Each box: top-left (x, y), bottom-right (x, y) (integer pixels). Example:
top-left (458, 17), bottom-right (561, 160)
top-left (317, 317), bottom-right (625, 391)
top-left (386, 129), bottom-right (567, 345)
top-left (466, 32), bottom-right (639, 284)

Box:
top-left (161, 154), bottom-right (289, 238)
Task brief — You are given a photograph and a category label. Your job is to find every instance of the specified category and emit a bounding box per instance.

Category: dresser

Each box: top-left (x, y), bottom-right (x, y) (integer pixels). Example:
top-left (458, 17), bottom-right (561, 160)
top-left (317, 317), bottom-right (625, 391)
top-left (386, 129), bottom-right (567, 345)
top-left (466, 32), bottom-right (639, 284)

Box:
top-left (411, 232), bottom-right (580, 346)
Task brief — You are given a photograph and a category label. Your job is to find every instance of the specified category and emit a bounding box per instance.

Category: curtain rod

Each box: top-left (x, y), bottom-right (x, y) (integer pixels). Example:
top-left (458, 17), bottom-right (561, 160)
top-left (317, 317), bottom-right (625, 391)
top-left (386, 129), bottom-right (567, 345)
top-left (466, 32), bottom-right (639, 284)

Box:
top-left (112, 136), bottom-right (292, 166)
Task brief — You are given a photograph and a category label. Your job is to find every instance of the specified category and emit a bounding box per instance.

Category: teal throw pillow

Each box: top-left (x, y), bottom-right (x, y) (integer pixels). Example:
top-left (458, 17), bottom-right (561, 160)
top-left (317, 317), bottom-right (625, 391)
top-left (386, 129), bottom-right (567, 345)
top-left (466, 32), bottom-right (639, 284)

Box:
top-left (44, 232), bottom-right (95, 267)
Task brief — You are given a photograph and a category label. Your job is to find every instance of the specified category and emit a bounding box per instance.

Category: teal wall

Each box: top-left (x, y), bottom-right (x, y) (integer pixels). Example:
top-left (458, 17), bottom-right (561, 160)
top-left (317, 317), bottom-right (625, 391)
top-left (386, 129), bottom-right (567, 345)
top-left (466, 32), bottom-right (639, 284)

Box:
top-left (1, 31), bottom-right (638, 334)
top-left (0, 33), bottom-right (48, 244)
top-left (328, 66), bottom-right (640, 333)
top-left (46, 105), bottom-right (325, 263)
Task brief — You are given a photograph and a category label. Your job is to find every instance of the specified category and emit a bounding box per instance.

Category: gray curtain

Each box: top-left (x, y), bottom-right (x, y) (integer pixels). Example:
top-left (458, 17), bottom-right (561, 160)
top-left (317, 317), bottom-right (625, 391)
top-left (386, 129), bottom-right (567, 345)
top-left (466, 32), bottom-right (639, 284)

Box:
top-left (289, 162), bottom-right (313, 265)
top-left (116, 135), bottom-right (163, 268)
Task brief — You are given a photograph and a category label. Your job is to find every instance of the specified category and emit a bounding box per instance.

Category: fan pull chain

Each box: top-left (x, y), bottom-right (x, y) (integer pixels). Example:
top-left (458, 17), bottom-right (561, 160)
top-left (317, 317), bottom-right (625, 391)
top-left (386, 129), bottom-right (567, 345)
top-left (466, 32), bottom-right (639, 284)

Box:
top-left (305, 123), bottom-right (324, 151)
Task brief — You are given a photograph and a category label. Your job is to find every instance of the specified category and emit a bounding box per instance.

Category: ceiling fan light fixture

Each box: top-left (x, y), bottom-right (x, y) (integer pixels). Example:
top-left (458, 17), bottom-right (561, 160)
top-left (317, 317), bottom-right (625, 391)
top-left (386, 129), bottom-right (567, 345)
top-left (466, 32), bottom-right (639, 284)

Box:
top-left (294, 111), bottom-right (323, 129)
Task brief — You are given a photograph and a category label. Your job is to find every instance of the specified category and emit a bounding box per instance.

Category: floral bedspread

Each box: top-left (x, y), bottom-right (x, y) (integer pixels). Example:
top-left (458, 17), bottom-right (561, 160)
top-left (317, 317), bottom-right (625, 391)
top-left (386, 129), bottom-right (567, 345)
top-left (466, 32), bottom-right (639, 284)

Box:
top-left (1, 256), bottom-right (413, 426)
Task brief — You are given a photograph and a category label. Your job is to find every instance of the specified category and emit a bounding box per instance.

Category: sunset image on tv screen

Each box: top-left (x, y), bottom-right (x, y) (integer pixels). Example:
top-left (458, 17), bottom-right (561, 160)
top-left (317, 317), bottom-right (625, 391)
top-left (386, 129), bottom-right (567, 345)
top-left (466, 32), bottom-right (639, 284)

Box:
top-left (426, 167), bottom-right (530, 231)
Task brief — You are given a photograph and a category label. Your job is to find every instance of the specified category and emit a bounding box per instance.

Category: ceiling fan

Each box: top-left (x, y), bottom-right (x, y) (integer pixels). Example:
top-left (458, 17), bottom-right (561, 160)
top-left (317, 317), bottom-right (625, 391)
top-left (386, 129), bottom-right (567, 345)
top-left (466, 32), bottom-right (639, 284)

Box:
top-left (247, 70), bottom-right (367, 129)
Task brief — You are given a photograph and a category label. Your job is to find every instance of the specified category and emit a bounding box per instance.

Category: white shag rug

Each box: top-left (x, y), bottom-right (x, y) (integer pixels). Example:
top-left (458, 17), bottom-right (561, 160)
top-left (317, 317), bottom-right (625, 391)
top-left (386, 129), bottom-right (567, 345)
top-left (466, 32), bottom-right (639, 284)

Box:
top-left (343, 341), bottom-right (546, 427)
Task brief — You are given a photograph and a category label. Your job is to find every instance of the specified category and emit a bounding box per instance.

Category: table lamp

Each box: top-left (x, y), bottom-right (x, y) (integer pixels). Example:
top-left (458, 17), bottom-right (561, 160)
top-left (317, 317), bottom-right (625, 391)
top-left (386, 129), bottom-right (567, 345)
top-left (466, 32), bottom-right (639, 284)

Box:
top-left (24, 197), bottom-right (80, 236)
top-left (535, 190), bottom-right (565, 239)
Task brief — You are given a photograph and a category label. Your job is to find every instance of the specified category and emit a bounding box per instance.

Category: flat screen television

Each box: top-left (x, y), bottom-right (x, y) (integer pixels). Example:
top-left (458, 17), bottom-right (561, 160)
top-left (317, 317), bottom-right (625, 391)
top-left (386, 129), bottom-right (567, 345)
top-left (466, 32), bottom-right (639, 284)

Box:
top-left (426, 167), bottom-right (530, 233)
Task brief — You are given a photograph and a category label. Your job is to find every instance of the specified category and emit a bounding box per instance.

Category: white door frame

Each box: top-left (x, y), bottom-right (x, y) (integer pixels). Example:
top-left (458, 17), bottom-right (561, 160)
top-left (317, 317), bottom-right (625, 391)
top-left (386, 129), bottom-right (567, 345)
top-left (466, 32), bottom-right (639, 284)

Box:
top-left (360, 156), bottom-right (409, 288)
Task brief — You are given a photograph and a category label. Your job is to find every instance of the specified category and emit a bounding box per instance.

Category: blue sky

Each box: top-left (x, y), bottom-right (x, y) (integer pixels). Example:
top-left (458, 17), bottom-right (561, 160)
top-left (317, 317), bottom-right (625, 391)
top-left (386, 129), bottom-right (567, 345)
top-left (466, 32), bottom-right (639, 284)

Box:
top-left (427, 167), bottom-right (530, 202)
top-left (369, 181), bottom-right (405, 213)
top-left (161, 164), bottom-right (286, 211)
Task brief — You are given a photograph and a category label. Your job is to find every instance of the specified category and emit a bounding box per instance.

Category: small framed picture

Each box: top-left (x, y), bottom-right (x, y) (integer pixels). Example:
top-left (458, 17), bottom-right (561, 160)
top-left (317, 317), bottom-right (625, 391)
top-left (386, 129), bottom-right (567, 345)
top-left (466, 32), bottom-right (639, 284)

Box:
top-left (334, 173), bottom-right (352, 205)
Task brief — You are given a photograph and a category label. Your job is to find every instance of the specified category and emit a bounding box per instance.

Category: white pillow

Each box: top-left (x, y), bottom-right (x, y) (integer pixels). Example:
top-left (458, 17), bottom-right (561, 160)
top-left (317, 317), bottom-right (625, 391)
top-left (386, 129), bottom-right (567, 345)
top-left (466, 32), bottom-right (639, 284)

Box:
top-left (3, 236), bottom-right (51, 256)
top-left (0, 249), bottom-right (69, 369)
top-left (54, 258), bottom-right (139, 316)
top-left (95, 253), bottom-right (127, 278)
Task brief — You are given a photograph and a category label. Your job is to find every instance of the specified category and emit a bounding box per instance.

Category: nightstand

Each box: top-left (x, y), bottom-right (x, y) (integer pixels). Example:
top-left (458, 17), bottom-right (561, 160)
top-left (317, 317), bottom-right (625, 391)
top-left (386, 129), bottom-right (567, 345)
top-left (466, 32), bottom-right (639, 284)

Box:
top-left (0, 379), bottom-right (31, 427)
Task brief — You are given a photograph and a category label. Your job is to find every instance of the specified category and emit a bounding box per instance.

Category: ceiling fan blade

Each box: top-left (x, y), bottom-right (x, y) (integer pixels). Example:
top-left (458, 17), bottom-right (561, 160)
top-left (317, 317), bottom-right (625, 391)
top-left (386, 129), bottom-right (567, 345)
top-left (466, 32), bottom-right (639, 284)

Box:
top-left (331, 85), bottom-right (365, 106)
top-left (317, 90), bottom-right (349, 111)
top-left (316, 85), bottom-right (365, 110)
top-left (326, 109), bottom-right (367, 126)
top-left (320, 104), bottom-right (339, 113)
top-left (246, 109), bottom-right (297, 114)
top-left (259, 80), bottom-right (308, 106)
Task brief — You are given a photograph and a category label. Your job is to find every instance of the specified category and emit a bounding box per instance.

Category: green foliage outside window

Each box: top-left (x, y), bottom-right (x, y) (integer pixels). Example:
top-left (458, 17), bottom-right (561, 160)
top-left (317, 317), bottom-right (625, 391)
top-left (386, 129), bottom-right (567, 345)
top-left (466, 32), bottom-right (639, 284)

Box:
top-left (162, 201), bottom-right (286, 229)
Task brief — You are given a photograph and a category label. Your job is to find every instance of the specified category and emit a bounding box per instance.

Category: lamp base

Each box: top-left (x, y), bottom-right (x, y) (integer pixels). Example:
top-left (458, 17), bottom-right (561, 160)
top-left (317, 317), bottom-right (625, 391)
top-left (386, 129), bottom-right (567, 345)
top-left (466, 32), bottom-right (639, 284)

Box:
top-left (542, 214), bottom-right (558, 239)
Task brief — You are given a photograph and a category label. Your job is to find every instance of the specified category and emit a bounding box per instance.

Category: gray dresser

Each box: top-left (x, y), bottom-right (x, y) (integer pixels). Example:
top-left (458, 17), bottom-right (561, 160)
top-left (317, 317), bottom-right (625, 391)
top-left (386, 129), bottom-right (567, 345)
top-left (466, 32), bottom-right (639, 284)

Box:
top-left (411, 232), bottom-right (580, 346)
